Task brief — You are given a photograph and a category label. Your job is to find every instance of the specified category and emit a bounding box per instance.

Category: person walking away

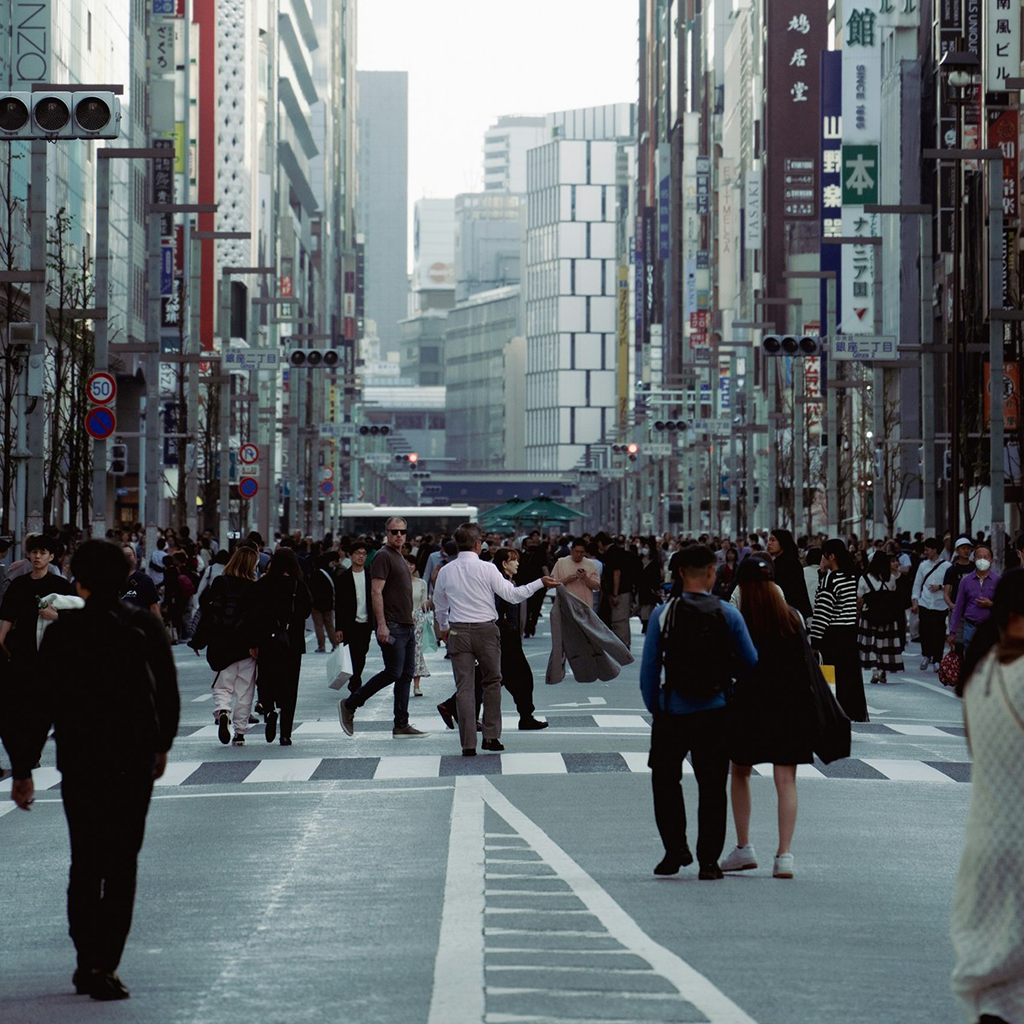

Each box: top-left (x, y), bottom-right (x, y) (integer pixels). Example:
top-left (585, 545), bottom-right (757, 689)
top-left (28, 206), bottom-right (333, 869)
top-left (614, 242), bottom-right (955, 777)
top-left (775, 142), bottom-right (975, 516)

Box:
top-left (338, 518), bottom-right (427, 739)
top-left (405, 553), bottom-right (431, 697)
top-left (596, 532), bottom-right (634, 649)
top-left (253, 548), bottom-right (312, 746)
top-left (722, 555), bottom-right (817, 879)
top-left (912, 538), bottom-right (950, 671)
top-left (948, 547), bottom-right (1000, 660)
top-left (950, 571), bottom-right (1024, 1024)
top-left (809, 539), bottom-right (868, 722)
top-left (119, 545), bottom-right (161, 618)
top-left (551, 538), bottom-right (602, 605)
top-left (433, 524), bottom-right (558, 756)
top-left (857, 549), bottom-right (905, 684)
top-left (333, 540), bottom-right (373, 695)
top-left (8, 540), bottom-right (179, 1001)
top-left (640, 544), bottom-right (758, 879)
top-left (190, 547), bottom-right (260, 746)
top-left (636, 538), bottom-right (663, 632)
top-left (436, 548), bottom-right (549, 732)
top-left (195, 549), bottom-right (228, 604)
top-left (309, 551), bottom-right (339, 653)
top-left (767, 529), bottom-right (813, 621)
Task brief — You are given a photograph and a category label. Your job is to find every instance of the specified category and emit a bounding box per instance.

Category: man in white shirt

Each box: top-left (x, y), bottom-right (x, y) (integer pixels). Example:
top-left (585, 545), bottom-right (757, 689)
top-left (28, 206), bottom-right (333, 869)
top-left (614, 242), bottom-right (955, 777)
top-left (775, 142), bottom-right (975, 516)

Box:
top-left (434, 523), bottom-right (559, 756)
top-left (551, 538), bottom-right (601, 605)
top-left (912, 537), bottom-right (950, 670)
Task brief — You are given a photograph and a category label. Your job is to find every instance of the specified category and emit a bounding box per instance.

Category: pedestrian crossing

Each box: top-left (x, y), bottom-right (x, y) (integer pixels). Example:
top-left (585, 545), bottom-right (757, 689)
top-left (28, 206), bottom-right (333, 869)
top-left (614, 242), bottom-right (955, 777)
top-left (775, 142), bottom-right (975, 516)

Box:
top-left (0, 753), bottom-right (972, 788)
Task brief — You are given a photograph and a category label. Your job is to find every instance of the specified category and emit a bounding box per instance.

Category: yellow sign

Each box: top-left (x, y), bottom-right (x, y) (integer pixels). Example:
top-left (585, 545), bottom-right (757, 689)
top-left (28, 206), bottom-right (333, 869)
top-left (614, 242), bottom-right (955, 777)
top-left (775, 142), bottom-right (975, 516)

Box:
top-left (174, 122), bottom-right (186, 175)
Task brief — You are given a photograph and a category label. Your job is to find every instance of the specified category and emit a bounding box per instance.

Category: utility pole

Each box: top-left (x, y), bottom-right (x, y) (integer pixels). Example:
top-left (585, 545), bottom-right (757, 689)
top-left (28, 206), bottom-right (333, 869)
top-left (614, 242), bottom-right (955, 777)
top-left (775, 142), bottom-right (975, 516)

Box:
top-left (987, 154), bottom-right (1006, 568)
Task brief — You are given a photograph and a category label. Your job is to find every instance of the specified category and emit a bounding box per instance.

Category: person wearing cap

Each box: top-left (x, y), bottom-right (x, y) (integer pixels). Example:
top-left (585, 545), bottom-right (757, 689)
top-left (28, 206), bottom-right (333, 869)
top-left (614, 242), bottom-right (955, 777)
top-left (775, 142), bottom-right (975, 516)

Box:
top-left (945, 538), bottom-right (977, 614)
top-left (721, 554), bottom-right (817, 880)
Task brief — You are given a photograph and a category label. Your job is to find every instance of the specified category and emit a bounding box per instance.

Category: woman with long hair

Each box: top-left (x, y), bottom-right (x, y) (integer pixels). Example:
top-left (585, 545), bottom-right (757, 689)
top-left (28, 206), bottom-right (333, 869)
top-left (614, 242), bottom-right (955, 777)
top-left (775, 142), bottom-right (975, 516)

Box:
top-left (712, 547), bottom-right (739, 600)
top-left (766, 528), bottom-right (812, 620)
top-left (809, 538), bottom-right (868, 722)
top-left (950, 570), bottom-right (1024, 1024)
top-left (638, 537), bottom-right (663, 633)
top-left (190, 546), bottom-right (259, 746)
top-left (722, 556), bottom-right (815, 880)
top-left (857, 549), bottom-right (905, 684)
top-left (254, 547), bottom-right (312, 746)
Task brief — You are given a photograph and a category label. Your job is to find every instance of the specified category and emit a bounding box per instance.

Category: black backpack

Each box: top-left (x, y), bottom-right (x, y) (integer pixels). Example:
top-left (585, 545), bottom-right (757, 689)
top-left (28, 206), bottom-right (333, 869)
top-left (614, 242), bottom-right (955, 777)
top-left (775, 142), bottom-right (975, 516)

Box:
top-left (659, 592), bottom-right (733, 699)
top-left (862, 577), bottom-right (901, 627)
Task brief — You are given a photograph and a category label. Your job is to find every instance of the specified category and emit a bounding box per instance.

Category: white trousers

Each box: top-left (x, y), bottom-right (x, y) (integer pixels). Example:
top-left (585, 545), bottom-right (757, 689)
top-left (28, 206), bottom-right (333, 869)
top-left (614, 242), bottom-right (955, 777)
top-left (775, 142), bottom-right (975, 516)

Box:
top-left (212, 657), bottom-right (258, 736)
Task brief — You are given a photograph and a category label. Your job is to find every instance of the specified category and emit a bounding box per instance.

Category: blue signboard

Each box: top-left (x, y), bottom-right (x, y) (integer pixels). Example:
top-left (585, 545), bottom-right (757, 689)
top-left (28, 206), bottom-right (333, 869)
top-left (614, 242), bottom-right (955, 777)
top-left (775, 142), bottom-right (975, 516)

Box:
top-left (820, 50), bottom-right (842, 345)
top-left (160, 245), bottom-right (174, 297)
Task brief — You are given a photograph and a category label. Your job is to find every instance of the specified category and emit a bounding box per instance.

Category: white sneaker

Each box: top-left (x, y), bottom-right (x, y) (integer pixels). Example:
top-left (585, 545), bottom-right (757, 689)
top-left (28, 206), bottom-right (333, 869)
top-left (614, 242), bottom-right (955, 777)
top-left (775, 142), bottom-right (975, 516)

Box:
top-left (720, 844), bottom-right (758, 872)
top-left (919, 656), bottom-right (930, 671)
top-left (773, 853), bottom-right (795, 879)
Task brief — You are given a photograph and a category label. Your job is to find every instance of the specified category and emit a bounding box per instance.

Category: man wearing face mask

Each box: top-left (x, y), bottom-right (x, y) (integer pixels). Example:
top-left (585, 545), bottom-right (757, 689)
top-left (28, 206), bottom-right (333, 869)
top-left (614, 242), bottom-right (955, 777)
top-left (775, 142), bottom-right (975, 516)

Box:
top-left (947, 547), bottom-right (1000, 656)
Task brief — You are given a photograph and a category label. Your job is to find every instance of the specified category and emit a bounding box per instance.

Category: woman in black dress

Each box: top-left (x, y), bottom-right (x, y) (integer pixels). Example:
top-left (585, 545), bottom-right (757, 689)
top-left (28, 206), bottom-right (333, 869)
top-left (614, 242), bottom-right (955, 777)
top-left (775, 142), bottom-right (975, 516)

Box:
top-left (722, 556), bottom-right (816, 880)
top-left (809, 538), bottom-right (868, 722)
top-left (254, 548), bottom-right (312, 746)
top-left (766, 528), bottom-right (813, 620)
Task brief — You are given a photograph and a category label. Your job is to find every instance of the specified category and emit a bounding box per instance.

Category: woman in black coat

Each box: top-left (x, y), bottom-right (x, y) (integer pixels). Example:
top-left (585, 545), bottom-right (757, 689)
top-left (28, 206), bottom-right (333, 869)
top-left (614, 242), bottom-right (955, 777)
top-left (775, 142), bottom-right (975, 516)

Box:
top-left (724, 555), bottom-right (816, 880)
top-left (766, 528), bottom-right (813, 620)
top-left (253, 548), bottom-right (312, 746)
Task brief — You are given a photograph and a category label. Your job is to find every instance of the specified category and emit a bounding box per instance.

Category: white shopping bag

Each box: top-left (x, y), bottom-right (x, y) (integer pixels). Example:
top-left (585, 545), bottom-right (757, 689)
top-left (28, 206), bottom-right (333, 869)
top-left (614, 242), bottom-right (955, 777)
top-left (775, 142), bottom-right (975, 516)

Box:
top-left (326, 644), bottom-right (353, 690)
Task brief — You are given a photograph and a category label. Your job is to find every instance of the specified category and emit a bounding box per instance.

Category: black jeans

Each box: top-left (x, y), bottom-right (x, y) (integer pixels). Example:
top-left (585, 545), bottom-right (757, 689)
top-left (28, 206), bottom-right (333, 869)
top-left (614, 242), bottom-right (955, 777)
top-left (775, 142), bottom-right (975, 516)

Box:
top-left (918, 607), bottom-right (948, 663)
top-left (344, 621), bottom-right (415, 729)
top-left (343, 622), bottom-right (373, 691)
top-left (648, 708), bottom-right (730, 867)
top-left (61, 767), bottom-right (154, 972)
top-left (524, 590), bottom-right (545, 636)
top-left (258, 650), bottom-right (302, 740)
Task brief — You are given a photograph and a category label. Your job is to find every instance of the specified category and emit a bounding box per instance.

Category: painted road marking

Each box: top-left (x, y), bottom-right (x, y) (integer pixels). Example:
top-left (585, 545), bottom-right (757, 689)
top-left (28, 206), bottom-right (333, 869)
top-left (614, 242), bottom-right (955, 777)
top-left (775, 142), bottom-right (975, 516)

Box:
top-left (499, 753), bottom-right (568, 776)
top-left (594, 715), bottom-right (650, 729)
top-left (427, 776), bottom-right (761, 1024)
top-left (882, 724), bottom-right (949, 737)
top-left (861, 759), bottom-right (958, 783)
top-left (154, 760), bottom-right (204, 787)
top-left (191, 693), bottom-right (213, 702)
top-left (374, 755), bottom-right (442, 780)
top-left (243, 758), bottom-right (322, 784)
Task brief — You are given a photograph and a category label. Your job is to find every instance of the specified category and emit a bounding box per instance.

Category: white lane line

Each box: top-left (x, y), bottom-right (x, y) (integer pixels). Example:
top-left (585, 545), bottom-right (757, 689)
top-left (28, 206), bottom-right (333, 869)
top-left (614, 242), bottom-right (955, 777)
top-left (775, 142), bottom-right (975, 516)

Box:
top-left (861, 759), bottom-right (957, 783)
top-left (427, 776), bottom-right (486, 1024)
top-left (595, 715), bottom-right (650, 729)
top-left (500, 753), bottom-right (567, 776)
top-left (882, 724), bottom-right (950, 737)
top-left (485, 908), bottom-right (592, 916)
top-left (619, 751), bottom-right (694, 775)
top-left (479, 777), bottom-right (760, 1024)
top-left (243, 758), bottom-right (321, 784)
top-left (907, 676), bottom-right (963, 700)
top-left (795, 764), bottom-right (827, 779)
top-left (374, 755), bottom-right (442, 780)
top-left (484, 891), bottom-right (576, 897)
top-left (191, 692), bottom-right (214, 702)
top-left (0, 802), bottom-right (18, 818)
top-left (0, 767), bottom-right (62, 793)
top-left (154, 760), bottom-right (204, 787)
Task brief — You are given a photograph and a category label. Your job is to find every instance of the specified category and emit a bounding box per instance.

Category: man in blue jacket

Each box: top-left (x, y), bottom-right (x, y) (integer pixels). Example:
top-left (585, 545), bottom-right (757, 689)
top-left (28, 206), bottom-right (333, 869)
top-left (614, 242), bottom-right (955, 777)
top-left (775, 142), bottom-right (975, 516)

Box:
top-left (640, 544), bottom-right (757, 878)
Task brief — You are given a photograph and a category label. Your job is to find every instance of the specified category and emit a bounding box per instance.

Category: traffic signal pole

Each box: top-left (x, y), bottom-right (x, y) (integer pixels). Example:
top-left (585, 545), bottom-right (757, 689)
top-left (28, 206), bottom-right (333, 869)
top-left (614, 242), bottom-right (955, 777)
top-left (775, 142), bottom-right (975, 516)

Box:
top-left (26, 137), bottom-right (45, 538)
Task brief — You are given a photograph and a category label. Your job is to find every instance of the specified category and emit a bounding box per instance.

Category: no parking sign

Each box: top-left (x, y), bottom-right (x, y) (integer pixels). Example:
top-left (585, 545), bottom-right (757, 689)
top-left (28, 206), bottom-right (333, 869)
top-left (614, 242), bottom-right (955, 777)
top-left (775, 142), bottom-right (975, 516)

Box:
top-left (238, 477), bottom-right (259, 499)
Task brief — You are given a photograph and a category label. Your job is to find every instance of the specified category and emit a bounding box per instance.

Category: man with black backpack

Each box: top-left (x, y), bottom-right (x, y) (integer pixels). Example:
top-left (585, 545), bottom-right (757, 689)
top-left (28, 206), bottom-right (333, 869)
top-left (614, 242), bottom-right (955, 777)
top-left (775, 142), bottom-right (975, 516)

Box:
top-left (640, 544), bottom-right (757, 879)
top-left (9, 541), bottom-right (179, 1000)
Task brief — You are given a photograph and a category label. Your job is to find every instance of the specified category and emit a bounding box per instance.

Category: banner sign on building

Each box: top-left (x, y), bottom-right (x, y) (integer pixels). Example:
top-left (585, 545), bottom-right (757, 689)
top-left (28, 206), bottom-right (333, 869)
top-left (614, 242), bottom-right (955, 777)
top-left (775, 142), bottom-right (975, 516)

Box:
top-left (878, 0), bottom-right (919, 28)
top-left (986, 1), bottom-right (1021, 93)
top-left (745, 168), bottom-right (763, 250)
top-left (938, 0), bottom-right (962, 253)
top-left (153, 139), bottom-right (175, 238)
top-left (989, 109), bottom-right (1019, 311)
top-left (984, 362), bottom-right (1021, 431)
top-left (841, 1), bottom-right (881, 335)
top-left (12, 1), bottom-right (51, 87)
top-left (160, 246), bottom-right (174, 296)
top-left (820, 50), bottom-right (843, 332)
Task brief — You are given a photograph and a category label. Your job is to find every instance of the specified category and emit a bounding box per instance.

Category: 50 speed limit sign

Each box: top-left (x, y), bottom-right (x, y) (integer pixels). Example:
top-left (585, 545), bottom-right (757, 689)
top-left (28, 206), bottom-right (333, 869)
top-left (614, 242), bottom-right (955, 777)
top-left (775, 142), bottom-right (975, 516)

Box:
top-left (86, 372), bottom-right (117, 406)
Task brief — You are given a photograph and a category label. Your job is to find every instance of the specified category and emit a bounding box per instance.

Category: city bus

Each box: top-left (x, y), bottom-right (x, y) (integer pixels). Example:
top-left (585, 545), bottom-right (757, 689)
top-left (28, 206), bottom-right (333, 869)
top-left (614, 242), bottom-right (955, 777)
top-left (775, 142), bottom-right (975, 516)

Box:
top-left (338, 503), bottom-right (479, 537)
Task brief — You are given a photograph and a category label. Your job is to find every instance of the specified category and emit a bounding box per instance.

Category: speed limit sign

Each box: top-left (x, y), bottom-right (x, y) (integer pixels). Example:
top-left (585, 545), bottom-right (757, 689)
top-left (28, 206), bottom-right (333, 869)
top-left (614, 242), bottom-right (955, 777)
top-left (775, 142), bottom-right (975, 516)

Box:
top-left (86, 372), bottom-right (117, 406)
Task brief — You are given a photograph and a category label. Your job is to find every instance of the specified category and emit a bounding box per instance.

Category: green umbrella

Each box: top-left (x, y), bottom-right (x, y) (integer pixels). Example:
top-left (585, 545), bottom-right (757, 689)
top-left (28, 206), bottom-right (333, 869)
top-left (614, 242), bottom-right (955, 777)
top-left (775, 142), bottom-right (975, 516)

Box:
top-left (510, 496), bottom-right (587, 524)
top-left (477, 498), bottom-right (532, 525)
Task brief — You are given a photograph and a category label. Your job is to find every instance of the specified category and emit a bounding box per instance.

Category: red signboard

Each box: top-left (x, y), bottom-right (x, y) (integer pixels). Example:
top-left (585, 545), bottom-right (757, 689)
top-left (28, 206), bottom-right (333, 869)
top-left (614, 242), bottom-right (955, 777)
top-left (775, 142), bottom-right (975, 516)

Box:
top-left (989, 109), bottom-right (1019, 220)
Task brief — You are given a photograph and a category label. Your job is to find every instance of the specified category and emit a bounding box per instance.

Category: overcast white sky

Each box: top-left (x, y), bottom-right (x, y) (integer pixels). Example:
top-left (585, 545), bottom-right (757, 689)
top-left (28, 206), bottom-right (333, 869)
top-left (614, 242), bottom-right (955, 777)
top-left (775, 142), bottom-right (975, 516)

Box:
top-left (357, 1), bottom-right (638, 256)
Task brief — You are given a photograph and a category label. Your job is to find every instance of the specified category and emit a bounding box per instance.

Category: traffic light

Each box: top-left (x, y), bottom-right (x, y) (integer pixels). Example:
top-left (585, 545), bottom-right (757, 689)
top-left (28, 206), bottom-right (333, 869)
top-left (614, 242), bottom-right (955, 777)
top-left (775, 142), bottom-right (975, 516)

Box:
top-left (411, 470), bottom-right (431, 480)
top-left (109, 443), bottom-right (128, 475)
top-left (7, 323), bottom-right (43, 397)
top-left (652, 420), bottom-right (691, 432)
top-left (942, 449), bottom-right (952, 480)
top-left (612, 443), bottom-right (640, 462)
top-left (0, 91), bottom-right (121, 140)
top-left (393, 453), bottom-right (419, 464)
top-left (761, 335), bottom-right (824, 357)
top-left (288, 349), bottom-right (341, 368)
top-left (358, 424), bottom-right (391, 436)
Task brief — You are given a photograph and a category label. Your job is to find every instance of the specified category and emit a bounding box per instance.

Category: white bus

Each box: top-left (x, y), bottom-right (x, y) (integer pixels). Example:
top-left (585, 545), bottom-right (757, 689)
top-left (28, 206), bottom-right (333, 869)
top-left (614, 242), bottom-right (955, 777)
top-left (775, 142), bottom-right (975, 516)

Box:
top-left (338, 503), bottom-right (479, 537)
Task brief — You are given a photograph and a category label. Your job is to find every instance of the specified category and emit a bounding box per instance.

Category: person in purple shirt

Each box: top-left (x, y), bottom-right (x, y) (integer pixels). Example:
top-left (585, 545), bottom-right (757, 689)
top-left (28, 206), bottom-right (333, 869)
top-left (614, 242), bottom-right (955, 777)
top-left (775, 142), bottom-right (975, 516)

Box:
top-left (947, 546), bottom-right (1000, 655)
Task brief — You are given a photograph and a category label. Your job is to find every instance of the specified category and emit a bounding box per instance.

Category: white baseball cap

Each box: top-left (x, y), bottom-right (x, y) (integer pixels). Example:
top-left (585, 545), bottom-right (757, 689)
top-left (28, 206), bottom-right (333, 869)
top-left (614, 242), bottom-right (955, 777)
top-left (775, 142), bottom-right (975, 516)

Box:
top-left (954, 537), bottom-right (973, 549)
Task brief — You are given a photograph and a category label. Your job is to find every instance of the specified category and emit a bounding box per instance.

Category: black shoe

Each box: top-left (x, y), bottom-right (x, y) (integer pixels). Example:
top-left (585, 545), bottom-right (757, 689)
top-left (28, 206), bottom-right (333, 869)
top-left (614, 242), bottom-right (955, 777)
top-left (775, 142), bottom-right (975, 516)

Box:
top-left (217, 711), bottom-right (230, 745)
top-left (654, 847), bottom-right (692, 875)
top-left (88, 971), bottom-right (130, 1001)
top-left (73, 968), bottom-right (91, 994)
top-left (254, 701), bottom-right (265, 716)
top-left (265, 710), bottom-right (278, 743)
top-left (248, 715), bottom-right (260, 724)
top-left (698, 863), bottom-right (724, 881)
top-left (518, 717), bottom-right (549, 730)
top-left (280, 737), bottom-right (292, 746)
top-left (462, 748), bottom-right (477, 756)
top-left (481, 738), bottom-right (504, 752)
top-left (437, 703), bottom-right (455, 730)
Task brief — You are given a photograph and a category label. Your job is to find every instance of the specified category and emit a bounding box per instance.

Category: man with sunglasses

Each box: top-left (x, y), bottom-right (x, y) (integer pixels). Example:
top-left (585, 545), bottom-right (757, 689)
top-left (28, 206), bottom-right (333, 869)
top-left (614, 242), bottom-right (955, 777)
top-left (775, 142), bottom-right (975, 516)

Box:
top-left (339, 517), bottom-right (426, 738)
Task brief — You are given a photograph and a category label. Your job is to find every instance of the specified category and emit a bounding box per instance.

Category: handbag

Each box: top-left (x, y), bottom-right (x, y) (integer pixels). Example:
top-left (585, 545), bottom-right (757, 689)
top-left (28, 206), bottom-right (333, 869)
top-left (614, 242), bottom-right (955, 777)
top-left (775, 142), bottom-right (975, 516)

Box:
top-left (819, 659), bottom-right (837, 688)
top-left (326, 644), bottom-right (353, 690)
top-left (800, 627), bottom-right (851, 764)
top-left (938, 648), bottom-right (963, 688)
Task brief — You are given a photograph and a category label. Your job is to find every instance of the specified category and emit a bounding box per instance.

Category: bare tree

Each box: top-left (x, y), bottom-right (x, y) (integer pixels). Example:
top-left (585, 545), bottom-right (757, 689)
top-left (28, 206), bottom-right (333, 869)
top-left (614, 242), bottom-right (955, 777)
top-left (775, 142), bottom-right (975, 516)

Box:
top-left (879, 373), bottom-right (916, 537)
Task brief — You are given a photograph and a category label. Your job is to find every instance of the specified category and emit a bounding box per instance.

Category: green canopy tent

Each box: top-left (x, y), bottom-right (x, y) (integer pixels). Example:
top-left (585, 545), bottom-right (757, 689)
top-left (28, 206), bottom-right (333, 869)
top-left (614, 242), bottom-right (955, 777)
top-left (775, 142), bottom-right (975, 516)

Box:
top-left (477, 498), bottom-right (533, 527)
top-left (478, 495), bottom-right (586, 531)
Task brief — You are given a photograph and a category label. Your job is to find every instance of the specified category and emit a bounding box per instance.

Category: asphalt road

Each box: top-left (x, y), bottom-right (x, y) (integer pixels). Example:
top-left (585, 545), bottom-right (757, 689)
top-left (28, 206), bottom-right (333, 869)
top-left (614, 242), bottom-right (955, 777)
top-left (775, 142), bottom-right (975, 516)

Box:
top-left (0, 600), bottom-right (972, 1024)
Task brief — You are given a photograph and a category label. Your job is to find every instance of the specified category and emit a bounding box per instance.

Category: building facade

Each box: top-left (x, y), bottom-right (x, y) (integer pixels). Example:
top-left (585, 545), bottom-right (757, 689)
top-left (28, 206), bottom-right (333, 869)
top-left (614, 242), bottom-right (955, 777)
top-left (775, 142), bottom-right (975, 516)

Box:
top-left (483, 114), bottom-right (548, 193)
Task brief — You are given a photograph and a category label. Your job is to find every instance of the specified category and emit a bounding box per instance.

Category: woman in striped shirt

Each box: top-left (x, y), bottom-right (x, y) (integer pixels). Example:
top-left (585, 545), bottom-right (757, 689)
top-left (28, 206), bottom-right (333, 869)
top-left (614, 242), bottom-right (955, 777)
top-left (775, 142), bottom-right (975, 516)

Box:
top-left (809, 538), bottom-right (868, 722)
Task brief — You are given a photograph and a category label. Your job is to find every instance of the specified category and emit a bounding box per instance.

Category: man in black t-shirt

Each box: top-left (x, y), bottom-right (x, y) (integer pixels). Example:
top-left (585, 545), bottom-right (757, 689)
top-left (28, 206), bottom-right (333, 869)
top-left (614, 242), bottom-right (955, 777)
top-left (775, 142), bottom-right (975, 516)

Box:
top-left (120, 546), bottom-right (161, 618)
top-left (944, 537), bottom-right (976, 613)
top-left (596, 532), bottom-right (633, 649)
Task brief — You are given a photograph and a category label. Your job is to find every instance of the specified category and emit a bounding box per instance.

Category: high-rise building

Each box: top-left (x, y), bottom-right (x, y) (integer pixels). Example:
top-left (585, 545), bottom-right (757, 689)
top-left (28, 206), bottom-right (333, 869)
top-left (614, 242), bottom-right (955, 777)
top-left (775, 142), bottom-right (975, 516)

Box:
top-left (524, 104), bottom-right (636, 472)
top-left (454, 193), bottom-right (523, 303)
top-left (356, 71), bottom-right (409, 353)
top-left (484, 115), bottom-right (548, 193)
top-left (412, 197), bottom-right (456, 310)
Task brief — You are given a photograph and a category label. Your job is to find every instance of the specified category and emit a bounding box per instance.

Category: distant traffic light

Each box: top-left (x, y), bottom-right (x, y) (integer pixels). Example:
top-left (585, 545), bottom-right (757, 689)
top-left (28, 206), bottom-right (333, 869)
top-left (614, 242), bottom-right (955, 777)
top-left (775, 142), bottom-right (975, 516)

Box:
top-left (653, 420), bottom-right (690, 432)
top-left (109, 443), bottom-right (128, 475)
top-left (358, 425), bottom-right (391, 436)
top-left (289, 349), bottom-right (341, 368)
top-left (612, 443), bottom-right (640, 462)
top-left (761, 335), bottom-right (824, 357)
top-left (393, 453), bottom-right (419, 464)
